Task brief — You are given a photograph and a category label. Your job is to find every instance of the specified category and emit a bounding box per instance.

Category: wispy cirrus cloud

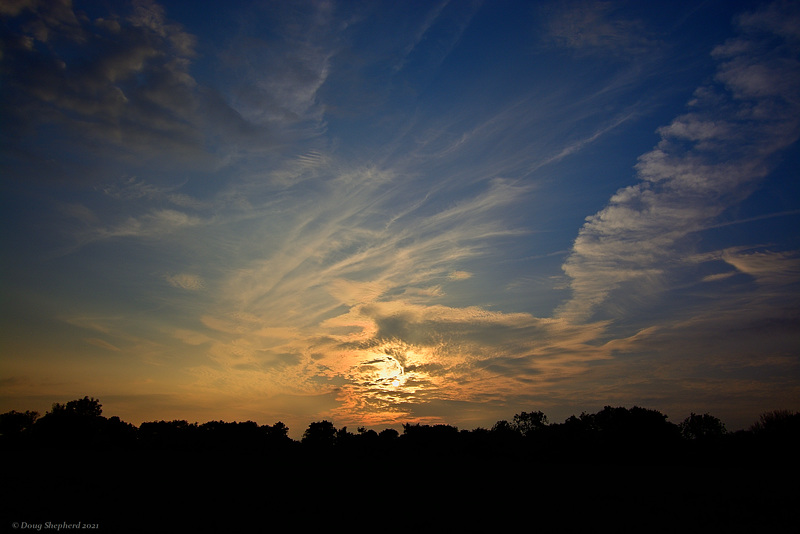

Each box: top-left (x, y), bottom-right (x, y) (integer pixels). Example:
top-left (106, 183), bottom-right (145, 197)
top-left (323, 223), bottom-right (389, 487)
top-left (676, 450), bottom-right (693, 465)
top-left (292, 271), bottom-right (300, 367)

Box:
top-left (155, 149), bottom-right (541, 422)
top-left (542, 0), bottom-right (656, 56)
top-left (558, 1), bottom-right (800, 323)
top-left (217, 0), bottom-right (336, 130)
top-left (100, 209), bottom-right (204, 239)
top-left (165, 273), bottom-right (205, 291)
top-left (99, 175), bottom-right (209, 210)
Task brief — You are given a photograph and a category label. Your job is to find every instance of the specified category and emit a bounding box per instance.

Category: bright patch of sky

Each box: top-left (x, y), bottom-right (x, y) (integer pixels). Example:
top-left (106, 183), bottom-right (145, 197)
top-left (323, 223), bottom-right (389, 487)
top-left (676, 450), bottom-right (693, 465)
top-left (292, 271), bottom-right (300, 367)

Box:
top-left (2, 0), bottom-right (798, 435)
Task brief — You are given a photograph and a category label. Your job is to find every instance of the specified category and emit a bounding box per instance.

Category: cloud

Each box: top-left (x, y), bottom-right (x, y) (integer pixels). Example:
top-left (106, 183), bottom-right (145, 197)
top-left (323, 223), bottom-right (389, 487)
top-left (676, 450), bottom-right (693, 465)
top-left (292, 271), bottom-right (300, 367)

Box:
top-left (542, 0), bottom-right (656, 56)
top-left (448, 271), bottom-right (473, 281)
top-left (701, 272), bottom-right (737, 283)
top-left (720, 248), bottom-right (800, 287)
top-left (165, 273), bottom-right (205, 291)
top-left (311, 299), bottom-right (618, 426)
top-left (392, 0), bottom-right (451, 72)
top-left (85, 338), bottom-right (122, 352)
top-left (217, 1), bottom-right (337, 130)
top-left (101, 209), bottom-right (203, 239)
top-left (99, 175), bottom-right (211, 213)
top-left (135, 145), bottom-right (549, 420)
top-left (46, 204), bottom-right (209, 267)
top-left (0, 0), bottom-right (204, 168)
top-left (558, 1), bottom-right (800, 322)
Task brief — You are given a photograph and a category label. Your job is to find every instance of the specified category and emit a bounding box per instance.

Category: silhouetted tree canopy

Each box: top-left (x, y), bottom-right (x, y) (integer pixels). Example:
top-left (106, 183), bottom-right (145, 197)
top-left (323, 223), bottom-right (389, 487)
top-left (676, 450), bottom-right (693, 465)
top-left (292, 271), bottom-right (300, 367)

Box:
top-left (750, 409), bottom-right (800, 436)
top-left (378, 428), bottom-right (399, 441)
top-left (680, 413), bottom-right (727, 440)
top-left (2, 398), bottom-right (798, 470)
top-left (490, 419), bottom-right (518, 437)
top-left (302, 420), bottom-right (337, 448)
top-left (49, 396), bottom-right (103, 418)
top-left (0, 409), bottom-right (39, 435)
top-left (512, 410), bottom-right (548, 436)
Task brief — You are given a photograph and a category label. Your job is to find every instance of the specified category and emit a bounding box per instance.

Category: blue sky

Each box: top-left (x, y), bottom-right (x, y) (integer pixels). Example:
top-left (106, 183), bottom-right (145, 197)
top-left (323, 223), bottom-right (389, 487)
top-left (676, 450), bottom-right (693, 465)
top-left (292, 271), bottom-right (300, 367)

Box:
top-left (2, 0), bottom-right (799, 436)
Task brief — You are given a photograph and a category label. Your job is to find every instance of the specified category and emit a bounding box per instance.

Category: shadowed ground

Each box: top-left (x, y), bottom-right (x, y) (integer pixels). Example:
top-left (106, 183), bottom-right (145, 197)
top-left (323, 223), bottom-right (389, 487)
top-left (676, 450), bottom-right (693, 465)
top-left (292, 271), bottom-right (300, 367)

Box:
top-left (3, 448), bottom-right (797, 533)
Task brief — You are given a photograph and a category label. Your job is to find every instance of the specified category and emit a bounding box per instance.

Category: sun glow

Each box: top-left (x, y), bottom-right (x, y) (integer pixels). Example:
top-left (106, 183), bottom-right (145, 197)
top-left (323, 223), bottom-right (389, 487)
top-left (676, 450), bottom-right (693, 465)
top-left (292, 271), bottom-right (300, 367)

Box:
top-left (355, 353), bottom-right (405, 389)
top-left (346, 339), bottom-right (442, 398)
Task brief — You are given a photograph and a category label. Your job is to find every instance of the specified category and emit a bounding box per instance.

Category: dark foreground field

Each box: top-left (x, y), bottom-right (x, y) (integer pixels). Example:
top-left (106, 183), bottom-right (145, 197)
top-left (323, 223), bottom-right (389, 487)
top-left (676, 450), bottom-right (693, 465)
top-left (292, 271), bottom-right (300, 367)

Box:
top-left (2, 448), bottom-right (797, 533)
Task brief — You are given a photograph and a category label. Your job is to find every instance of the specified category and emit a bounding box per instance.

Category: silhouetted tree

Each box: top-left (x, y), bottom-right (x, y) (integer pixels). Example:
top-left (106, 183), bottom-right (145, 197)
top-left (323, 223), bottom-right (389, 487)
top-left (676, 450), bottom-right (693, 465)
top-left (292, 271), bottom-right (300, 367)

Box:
top-left (748, 409), bottom-right (800, 465)
top-left (750, 409), bottom-right (800, 437)
top-left (138, 420), bottom-right (199, 449)
top-left (98, 415), bottom-right (138, 448)
top-left (357, 426), bottom-right (377, 436)
top-left (31, 396), bottom-right (110, 448)
top-left (544, 406), bottom-right (680, 463)
top-left (266, 421), bottom-right (289, 439)
top-left (491, 419), bottom-right (516, 435)
top-left (199, 420), bottom-right (264, 451)
top-left (378, 428), bottom-right (399, 441)
top-left (400, 423), bottom-right (461, 458)
top-left (355, 426), bottom-right (378, 445)
top-left (0, 409), bottom-right (39, 435)
top-left (50, 396), bottom-right (103, 418)
top-left (679, 413), bottom-right (726, 440)
top-left (512, 411), bottom-right (548, 437)
top-left (9, 394), bottom-right (800, 477)
top-left (592, 406), bottom-right (678, 439)
top-left (263, 421), bottom-right (292, 448)
top-left (0, 410), bottom-right (40, 448)
top-left (335, 425), bottom-right (354, 446)
top-left (402, 423), bottom-right (459, 440)
top-left (302, 420), bottom-right (337, 448)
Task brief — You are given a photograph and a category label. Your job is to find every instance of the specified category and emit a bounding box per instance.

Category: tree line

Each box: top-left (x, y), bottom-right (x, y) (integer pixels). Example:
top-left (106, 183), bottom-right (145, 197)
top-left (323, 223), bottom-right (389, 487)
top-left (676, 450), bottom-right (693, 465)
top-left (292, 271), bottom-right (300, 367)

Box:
top-left (1, 397), bottom-right (798, 466)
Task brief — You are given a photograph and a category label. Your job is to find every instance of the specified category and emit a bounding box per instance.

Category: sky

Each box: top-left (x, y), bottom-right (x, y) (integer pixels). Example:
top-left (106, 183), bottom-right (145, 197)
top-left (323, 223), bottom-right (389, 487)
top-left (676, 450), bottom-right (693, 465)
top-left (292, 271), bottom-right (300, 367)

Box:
top-left (1, 0), bottom-right (799, 437)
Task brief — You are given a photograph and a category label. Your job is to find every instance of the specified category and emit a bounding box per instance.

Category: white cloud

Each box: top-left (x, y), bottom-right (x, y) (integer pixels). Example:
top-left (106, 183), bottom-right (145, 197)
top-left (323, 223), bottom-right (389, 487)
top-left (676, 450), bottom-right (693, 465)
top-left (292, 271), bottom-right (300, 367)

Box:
top-left (558, 2), bottom-right (800, 322)
top-left (448, 270), bottom-right (473, 281)
top-left (720, 248), bottom-right (800, 286)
